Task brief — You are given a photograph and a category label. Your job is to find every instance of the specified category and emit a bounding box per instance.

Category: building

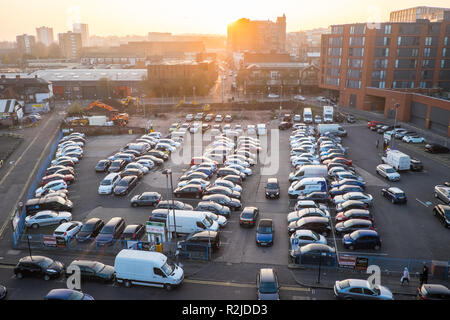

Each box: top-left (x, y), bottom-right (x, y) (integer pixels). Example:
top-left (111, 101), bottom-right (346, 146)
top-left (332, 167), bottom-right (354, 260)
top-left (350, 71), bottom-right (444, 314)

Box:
top-left (227, 15), bottom-right (286, 53)
top-left (320, 15), bottom-right (450, 136)
top-left (73, 23), bottom-right (89, 47)
top-left (58, 32), bottom-right (82, 60)
top-left (287, 28), bottom-right (330, 65)
top-left (0, 75), bottom-right (53, 113)
top-left (36, 27), bottom-right (54, 46)
top-left (148, 32), bottom-right (172, 41)
top-left (118, 41), bottom-right (205, 59)
top-left (81, 51), bottom-right (146, 67)
top-left (0, 99), bottom-right (24, 125)
top-left (16, 34), bottom-right (36, 55)
top-left (390, 6), bottom-right (450, 23)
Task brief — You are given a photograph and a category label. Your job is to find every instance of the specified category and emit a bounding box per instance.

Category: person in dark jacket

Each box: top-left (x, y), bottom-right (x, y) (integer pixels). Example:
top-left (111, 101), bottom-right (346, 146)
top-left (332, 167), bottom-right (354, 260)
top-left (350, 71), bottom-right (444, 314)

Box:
top-left (419, 265), bottom-right (429, 286)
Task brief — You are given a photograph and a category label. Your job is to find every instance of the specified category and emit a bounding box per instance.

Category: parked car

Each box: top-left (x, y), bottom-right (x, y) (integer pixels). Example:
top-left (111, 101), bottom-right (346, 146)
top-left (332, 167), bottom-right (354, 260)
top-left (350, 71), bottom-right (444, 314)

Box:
top-left (376, 164), bottom-right (400, 181)
top-left (196, 201), bottom-right (231, 218)
top-left (25, 210), bottom-right (72, 229)
top-left (156, 200), bottom-right (193, 211)
top-left (222, 175), bottom-right (243, 186)
top-left (122, 224), bottom-right (146, 240)
top-left (173, 184), bottom-right (204, 199)
top-left (147, 150), bottom-right (169, 161)
top-left (256, 219), bottom-right (274, 246)
top-left (256, 268), bottom-right (280, 300)
top-left (425, 144), bottom-right (450, 154)
top-left (179, 171), bottom-right (209, 182)
top-left (224, 115), bottom-right (233, 122)
top-left (434, 185), bottom-right (450, 204)
top-left (329, 185), bottom-right (364, 197)
top-left (95, 217), bottom-right (126, 246)
top-left (333, 192), bottom-right (373, 207)
top-left (290, 243), bottom-right (336, 265)
top-left (113, 176), bottom-right (138, 196)
top-left (289, 230), bottom-right (327, 253)
top-left (335, 219), bottom-right (374, 235)
top-left (287, 208), bottom-right (330, 224)
top-left (403, 135), bottom-right (425, 144)
top-left (297, 192), bottom-right (332, 204)
top-left (215, 114), bottom-right (223, 123)
top-left (433, 205), bottom-right (450, 228)
top-left (417, 284), bottom-right (450, 300)
top-left (66, 260), bottom-right (115, 283)
top-left (137, 155), bottom-right (164, 166)
top-left (108, 159), bottom-right (127, 173)
top-left (25, 196), bottom-right (73, 216)
top-left (335, 209), bottom-right (373, 223)
top-left (35, 180), bottom-right (67, 197)
top-left (14, 256), bottom-right (65, 281)
top-left (202, 194), bottom-right (242, 211)
top-left (334, 279), bottom-right (393, 300)
top-left (288, 216), bottom-right (331, 236)
top-left (41, 173), bottom-right (74, 186)
top-left (265, 178), bottom-right (280, 199)
top-left (53, 221), bottom-right (83, 241)
top-left (239, 207), bottom-right (259, 227)
top-left (46, 165), bottom-right (74, 176)
top-left (76, 218), bottom-right (105, 242)
top-left (410, 158), bottom-right (424, 171)
top-left (0, 284), bottom-right (6, 300)
top-left (342, 229), bottom-right (381, 250)
top-left (98, 173), bottom-right (121, 195)
top-left (125, 162), bottom-right (149, 175)
top-left (336, 200), bottom-right (369, 213)
top-left (381, 187), bottom-right (407, 204)
top-left (178, 230), bottom-right (221, 252)
top-left (205, 185), bottom-right (241, 199)
top-left (130, 192), bottom-right (162, 207)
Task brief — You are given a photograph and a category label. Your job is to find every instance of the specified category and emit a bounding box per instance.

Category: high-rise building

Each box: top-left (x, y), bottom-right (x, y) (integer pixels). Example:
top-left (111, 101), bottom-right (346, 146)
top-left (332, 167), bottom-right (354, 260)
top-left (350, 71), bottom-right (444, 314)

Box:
top-left (16, 34), bottom-right (36, 55)
top-left (58, 31), bottom-right (82, 60)
top-left (36, 26), bottom-right (54, 46)
top-left (320, 16), bottom-right (450, 136)
top-left (227, 15), bottom-right (286, 53)
top-left (390, 6), bottom-right (450, 23)
top-left (73, 23), bottom-right (89, 47)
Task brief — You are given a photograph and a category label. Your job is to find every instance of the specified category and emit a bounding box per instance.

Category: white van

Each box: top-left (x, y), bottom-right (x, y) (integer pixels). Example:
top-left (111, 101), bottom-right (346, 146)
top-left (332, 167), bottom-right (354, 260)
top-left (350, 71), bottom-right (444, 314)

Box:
top-left (288, 177), bottom-right (328, 199)
top-left (381, 150), bottom-right (410, 171)
top-left (166, 210), bottom-right (219, 236)
top-left (98, 173), bottom-right (121, 195)
top-left (288, 165), bottom-right (328, 182)
top-left (257, 124), bottom-right (267, 136)
top-left (303, 108), bottom-right (313, 124)
top-left (114, 249), bottom-right (184, 290)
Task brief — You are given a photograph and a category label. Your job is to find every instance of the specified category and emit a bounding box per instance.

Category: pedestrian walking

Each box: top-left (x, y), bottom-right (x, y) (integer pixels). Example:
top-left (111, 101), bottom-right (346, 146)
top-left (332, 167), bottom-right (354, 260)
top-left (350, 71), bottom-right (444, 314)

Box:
top-left (400, 267), bottom-right (410, 285)
top-left (419, 265), bottom-right (429, 287)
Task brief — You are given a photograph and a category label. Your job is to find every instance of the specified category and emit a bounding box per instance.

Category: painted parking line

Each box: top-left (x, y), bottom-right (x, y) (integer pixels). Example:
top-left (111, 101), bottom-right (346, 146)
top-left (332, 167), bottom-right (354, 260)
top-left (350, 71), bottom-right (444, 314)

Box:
top-left (416, 198), bottom-right (431, 207)
top-left (339, 251), bottom-right (389, 256)
top-left (183, 278), bottom-right (310, 292)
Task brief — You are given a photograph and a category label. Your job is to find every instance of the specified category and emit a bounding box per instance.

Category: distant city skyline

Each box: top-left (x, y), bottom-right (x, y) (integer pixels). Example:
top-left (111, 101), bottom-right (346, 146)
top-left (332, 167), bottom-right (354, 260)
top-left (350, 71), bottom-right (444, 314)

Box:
top-left (0, 0), bottom-right (449, 42)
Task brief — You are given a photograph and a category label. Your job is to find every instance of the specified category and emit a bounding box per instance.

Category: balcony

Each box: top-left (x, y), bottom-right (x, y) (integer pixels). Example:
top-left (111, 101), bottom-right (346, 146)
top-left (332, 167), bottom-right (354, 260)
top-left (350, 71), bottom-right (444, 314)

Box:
top-left (266, 79), bottom-right (281, 86)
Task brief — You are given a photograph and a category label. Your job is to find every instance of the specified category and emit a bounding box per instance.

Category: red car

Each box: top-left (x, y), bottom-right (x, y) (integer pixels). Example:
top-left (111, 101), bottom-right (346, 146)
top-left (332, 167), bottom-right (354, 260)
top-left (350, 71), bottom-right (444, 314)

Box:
top-left (367, 121), bottom-right (378, 128)
top-left (190, 157), bottom-right (218, 166)
top-left (335, 209), bottom-right (374, 223)
top-left (41, 173), bottom-right (75, 186)
top-left (324, 157), bottom-right (353, 166)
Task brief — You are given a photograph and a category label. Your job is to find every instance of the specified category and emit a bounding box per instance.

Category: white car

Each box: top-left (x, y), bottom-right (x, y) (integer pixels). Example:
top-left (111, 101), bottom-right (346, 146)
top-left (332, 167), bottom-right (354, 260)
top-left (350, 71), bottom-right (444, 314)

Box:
top-left (125, 162), bottom-right (149, 174)
top-left (177, 178), bottom-right (211, 190)
top-left (227, 155), bottom-right (256, 166)
top-left (402, 135), bottom-right (425, 143)
top-left (213, 140), bottom-right (235, 149)
top-left (291, 158), bottom-right (315, 167)
top-left (314, 116), bottom-right (322, 124)
top-left (53, 221), bottom-right (83, 241)
top-left (158, 139), bottom-right (181, 148)
top-left (290, 230), bottom-right (327, 253)
top-left (98, 173), bottom-right (121, 195)
top-left (186, 114), bottom-right (194, 122)
top-left (268, 93), bottom-right (279, 98)
top-left (234, 125), bottom-right (243, 134)
top-left (226, 164), bottom-right (252, 176)
top-left (147, 131), bottom-right (162, 139)
top-left (293, 95), bottom-right (306, 101)
top-left (136, 159), bottom-right (155, 170)
top-left (205, 212), bottom-right (227, 228)
top-left (25, 210), bottom-right (72, 229)
top-left (214, 179), bottom-right (243, 193)
top-left (376, 164), bottom-right (400, 181)
top-left (190, 122), bottom-right (202, 133)
top-left (225, 159), bottom-right (250, 168)
top-left (333, 192), bottom-right (373, 206)
top-left (247, 125), bottom-right (256, 135)
top-left (35, 180), bottom-right (68, 197)
top-left (58, 141), bottom-right (84, 149)
top-left (434, 185), bottom-right (450, 204)
top-left (155, 143), bottom-right (176, 153)
top-left (51, 156), bottom-right (79, 165)
top-left (293, 114), bottom-right (302, 122)
top-left (56, 148), bottom-right (83, 159)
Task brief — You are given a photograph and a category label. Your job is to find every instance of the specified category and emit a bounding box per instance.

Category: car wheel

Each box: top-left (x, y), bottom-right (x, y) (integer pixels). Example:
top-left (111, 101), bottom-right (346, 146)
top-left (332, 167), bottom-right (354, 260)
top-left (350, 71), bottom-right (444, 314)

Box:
top-left (349, 245), bottom-right (355, 250)
top-left (131, 203), bottom-right (138, 207)
top-left (32, 223), bottom-right (39, 229)
top-left (125, 280), bottom-right (131, 288)
top-left (16, 272), bottom-right (23, 279)
top-left (44, 274), bottom-right (50, 281)
top-left (391, 199), bottom-right (395, 204)
top-left (374, 245), bottom-right (381, 250)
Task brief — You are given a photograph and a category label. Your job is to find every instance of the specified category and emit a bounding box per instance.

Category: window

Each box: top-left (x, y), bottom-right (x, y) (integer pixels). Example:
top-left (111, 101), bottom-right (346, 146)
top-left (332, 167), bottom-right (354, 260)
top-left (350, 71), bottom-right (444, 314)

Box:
top-left (423, 59), bottom-right (435, 68)
top-left (385, 24), bottom-right (391, 34)
top-left (425, 37), bottom-right (432, 46)
top-left (373, 59), bottom-right (388, 69)
top-left (153, 268), bottom-right (166, 277)
top-left (349, 287), bottom-right (363, 294)
top-left (445, 37), bottom-right (449, 46)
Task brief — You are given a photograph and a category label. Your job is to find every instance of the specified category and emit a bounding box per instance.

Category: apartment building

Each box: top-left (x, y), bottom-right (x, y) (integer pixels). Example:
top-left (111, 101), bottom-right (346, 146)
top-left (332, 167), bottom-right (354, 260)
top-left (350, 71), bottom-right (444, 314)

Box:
top-left (390, 6), bottom-right (450, 23)
top-left (36, 27), bottom-right (54, 46)
top-left (58, 32), bottom-right (82, 60)
top-left (16, 34), bottom-right (36, 55)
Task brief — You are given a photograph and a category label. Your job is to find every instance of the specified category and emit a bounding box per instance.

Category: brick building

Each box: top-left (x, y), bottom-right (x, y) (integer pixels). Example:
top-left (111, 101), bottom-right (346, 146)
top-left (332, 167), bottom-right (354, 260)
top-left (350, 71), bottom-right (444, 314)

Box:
top-left (320, 14), bottom-right (450, 136)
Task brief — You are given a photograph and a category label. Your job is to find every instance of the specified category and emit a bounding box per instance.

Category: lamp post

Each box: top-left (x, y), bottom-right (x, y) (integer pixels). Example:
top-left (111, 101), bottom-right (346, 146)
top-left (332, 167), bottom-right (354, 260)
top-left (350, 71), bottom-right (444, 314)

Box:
top-left (391, 103), bottom-right (400, 149)
top-left (27, 235), bottom-right (32, 260)
top-left (162, 169), bottom-right (177, 241)
top-left (317, 252), bottom-right (327, 284)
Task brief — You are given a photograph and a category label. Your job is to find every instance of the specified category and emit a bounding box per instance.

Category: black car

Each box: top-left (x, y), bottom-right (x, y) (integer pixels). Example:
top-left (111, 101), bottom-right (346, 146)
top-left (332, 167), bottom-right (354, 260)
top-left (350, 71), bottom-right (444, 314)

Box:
top-left (147, 149), bottom-right (169, 160)
top-left (156, 200), bottom-right (194, 211)
top-left (196, 201), bottom-right (231, 218)
top-left (410, 158), bottom-right (424, 171)
top-left (25, 196), bottom-right (73, 216)
top-left (205, 186), bottom-right (241, 199)
top-left (291, 243), bottom-right (336, 266)
top-left (425, 143), bottom-right (449, 154)
top-left (0, 284), bottom-right (6, 300)
top-left (122, 224), bottom-right (146, 240)
top-left (335, 219), bottom-right (374, 235)
top-left (76, 218), bottom-right (105, 242)
top-left (178, 230), bottom-right (221, 252)
top-left (239, 207), bottom-right (259, 227)
top-left (381, 187), bottom-right (407, 204)
top-left (222, 174), bottom-right (243, 185)
top-left (14, 256), bottom-right (65, 280)
top-left (265, 178), bottom-right (280, 199)
top-left (149, 209), bottom-right (169, 223)
top-left (66, 260), bottom-right (115, 283)
top-left (342, 229), bottom-right (381, 250)
top-left (433, 204), bottom-right (450, 228)
top-left (279, 122), bottom-right (292, 130)
top-left (202, 194), bottom-right (242, 211)
top-left (173, 184), bottom-right (204, 199)
top-left (179, 171), bottom-right (209, 182)
top-left (113, 176), bottom-right (138, 196)
top-left (108, 159), bottom-right (127, 173)
top-left (417, 284), bottom-right (450, 300)
top-left (121, 168), bottom-right (144, 180)
top-left (95, 217), bottom-right (126, 246)
top-left (130, 192), bottom-right (162, 207)
top-left (347, 114), bottom-right (356, 123)
top-left (297, 192), bottom-right (331, 204)
top-left (288, 217), bottom-right (331, 236)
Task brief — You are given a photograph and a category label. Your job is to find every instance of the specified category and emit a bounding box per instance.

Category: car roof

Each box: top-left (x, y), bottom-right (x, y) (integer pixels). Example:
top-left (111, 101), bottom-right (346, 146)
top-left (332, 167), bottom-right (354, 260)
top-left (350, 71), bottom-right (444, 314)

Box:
top-left (191, 230), bottom-right (218, 238)
top-left (124, 224), bottom-right (142, 233)
top-left (259, 268), bottom-right (276, 282)
top-left (388, 187), bottom-right (404, 193)
top-left (20, 255), bottom-right (50, 263)
top-left (258, 219), bottom-right (273, 227)
top-left (267, 178), bottom-right (278, 184)
top-left (350, 229), bottom-right (379, 237)
top-left (347, 279), bottom-right (370, 288)
top-left (422, 284), bottom-right (450, 294)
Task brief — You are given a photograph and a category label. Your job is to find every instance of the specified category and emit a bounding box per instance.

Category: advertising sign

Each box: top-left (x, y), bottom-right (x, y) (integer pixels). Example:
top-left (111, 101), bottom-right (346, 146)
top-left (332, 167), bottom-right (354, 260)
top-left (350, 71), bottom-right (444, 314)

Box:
top-left (355, 257), bottom-right (369, 271)
top-left (338, 254), bottom-right (356, 269)
top-left (43, 235), bottom-right (57, 247)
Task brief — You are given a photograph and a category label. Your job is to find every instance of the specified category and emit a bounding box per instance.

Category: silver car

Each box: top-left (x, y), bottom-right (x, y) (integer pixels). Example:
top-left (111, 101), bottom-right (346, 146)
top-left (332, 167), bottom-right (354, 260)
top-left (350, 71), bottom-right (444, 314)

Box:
top-left (434, 185), bottom-right (450, 204)
top-left (334, 279), bottom-right (393, 300)
top-left (25, 210), bottom-right (72, 229)
top-left (333, 192), bottom-right (373, 206)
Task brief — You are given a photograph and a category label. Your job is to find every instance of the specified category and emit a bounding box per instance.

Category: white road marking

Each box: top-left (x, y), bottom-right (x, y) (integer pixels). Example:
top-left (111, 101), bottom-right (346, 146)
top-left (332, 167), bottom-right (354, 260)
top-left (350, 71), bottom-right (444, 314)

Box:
top-left (415, 198), bottom-right (430, 207)
top-left (339, 251), bottom-right (388, 256)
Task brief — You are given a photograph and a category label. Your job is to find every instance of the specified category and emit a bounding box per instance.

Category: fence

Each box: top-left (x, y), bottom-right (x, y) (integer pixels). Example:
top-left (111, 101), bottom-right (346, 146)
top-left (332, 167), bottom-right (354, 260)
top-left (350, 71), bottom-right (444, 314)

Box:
top-left (11, 130), bottom-right (63, 247)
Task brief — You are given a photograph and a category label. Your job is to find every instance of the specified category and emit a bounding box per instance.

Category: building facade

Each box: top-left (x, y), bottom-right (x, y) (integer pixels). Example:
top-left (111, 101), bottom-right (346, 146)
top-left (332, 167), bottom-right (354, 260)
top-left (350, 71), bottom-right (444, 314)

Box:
top-left (320, 16), bottom-right (450, 136)
top-left (16, 34), bottom-right (36, 55)
top-left (36, 27), bottom-right (54, 46)
top-left (390, 6), bottom-right (450, 23)
top-left (227, 15), bottom-right (286, 53)
top-left (73, 23), bottom-right (89, 47)
top-left (58, 32), bottom-right (82, 60)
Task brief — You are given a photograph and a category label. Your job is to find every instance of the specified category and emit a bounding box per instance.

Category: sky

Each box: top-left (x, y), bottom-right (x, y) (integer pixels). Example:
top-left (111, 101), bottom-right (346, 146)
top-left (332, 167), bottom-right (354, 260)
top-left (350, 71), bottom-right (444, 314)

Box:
top-left (1, 0), bottom-right (449, 41)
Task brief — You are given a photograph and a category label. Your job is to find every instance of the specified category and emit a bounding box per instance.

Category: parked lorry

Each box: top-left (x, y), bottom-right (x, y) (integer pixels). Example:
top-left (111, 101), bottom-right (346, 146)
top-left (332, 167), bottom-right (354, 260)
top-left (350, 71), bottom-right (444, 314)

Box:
top-left (381, 150), bottom-right (411, 171)
top-left (323, 106), bottom-right (334, 123)
top-left (303, 108), bottom-right (313, 124)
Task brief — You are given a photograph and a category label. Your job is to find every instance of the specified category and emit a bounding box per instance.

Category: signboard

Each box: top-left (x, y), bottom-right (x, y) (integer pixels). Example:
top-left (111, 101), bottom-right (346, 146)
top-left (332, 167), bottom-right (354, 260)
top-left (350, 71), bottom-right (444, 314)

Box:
top-left (43, 235), bottom-right (57, 247)
top-left (338, 254), bottom-right (356, 269)
top-left (56, 237), bottom-right (67, 248)
top-left (32, 104), bottom-right (43, 109)
top-left (146, 221), bottom-right (165, 235)
top-left (355, 257), bottom-right (369, 271)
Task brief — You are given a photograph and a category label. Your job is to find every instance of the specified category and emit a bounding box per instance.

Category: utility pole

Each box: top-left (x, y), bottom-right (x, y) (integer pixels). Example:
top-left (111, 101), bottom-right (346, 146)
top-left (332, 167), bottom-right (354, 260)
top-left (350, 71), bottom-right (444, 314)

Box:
top-left (391, 103), bottom-right (400, 149)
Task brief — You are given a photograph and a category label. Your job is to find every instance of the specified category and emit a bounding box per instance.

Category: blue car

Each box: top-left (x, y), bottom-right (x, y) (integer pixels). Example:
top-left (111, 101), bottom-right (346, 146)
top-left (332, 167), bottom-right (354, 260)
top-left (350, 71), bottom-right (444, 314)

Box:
top-left (44, 289), bottom-right (94, 300)
top-left (381, 187), bottom-right (407, 204)
top-left (330, 178), bottom-right (366, 189)
top-left (256, 219), bottom-right (274, 246)
top-left (343, 229), bottom-right (381, 250)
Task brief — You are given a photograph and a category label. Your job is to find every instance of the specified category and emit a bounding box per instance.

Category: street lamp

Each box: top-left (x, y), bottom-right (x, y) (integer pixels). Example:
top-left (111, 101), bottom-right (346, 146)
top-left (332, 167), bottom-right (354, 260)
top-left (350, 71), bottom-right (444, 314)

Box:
top-left (317, 252), bottom-right (327, 284)
top-left (391, 103), bottom-right (400, 149)
top-left (27, 235), bottom-right (33, 260)
top-left (162, 169), bottom-right (177, 242)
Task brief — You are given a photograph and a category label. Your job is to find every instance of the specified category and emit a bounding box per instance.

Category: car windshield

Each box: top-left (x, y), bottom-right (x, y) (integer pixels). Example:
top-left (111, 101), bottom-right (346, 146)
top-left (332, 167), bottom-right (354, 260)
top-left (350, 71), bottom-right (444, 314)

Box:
top-left (92, 262), bottom-right (105, 273)
top-left (36, 257), bottom-right (54, 269)
top-left (259, 280), bottom-right (278, 294)
top-left (385, 168), bottom-right (396, 173)
top-left (100, 226), bottom-right (114, 234)
top-left (258, 226), bottom-right (272, 234)
top-left (161, 261), bottom-right (174, 275)
top-left (101, 179), bottom-right (112, 186)
top-left (68, 290), bottom-right (85, 300)
top-left (338, 280), bottom-right (350, 289)
top-left (203, 217), bottom-right (213, 228)
top-left (242, 213), bottom-right (254, 219)
top-left (81, 223), bottom-right (94, 232)
top-left (117, 179), bottom-right (129, 186)
top-left (267, 183), bottom-right (278, 189)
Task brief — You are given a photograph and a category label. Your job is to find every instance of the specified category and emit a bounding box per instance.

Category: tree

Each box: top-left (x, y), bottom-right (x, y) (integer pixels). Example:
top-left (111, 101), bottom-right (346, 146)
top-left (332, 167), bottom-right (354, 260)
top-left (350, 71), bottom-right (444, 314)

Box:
top-left (32, 42), bottom-right (48, 59)
top-left (48, 43), bottom-right (62, 58)
top-left (66, 102), bottom-right (84, 117)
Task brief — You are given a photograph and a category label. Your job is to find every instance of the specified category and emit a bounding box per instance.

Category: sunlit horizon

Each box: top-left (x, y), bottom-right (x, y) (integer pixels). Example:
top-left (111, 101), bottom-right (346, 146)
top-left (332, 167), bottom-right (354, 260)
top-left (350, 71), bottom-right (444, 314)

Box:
top-left (0, 0), bottom-right (449, 41)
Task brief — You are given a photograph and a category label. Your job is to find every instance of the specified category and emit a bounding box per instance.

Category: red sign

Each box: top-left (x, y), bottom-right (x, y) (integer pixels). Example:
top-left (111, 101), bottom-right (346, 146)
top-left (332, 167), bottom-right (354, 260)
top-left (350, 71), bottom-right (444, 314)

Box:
top-left (338, 254), bottom-right (356, 269)
top-left (42, 235), bottom-right (57, 247)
